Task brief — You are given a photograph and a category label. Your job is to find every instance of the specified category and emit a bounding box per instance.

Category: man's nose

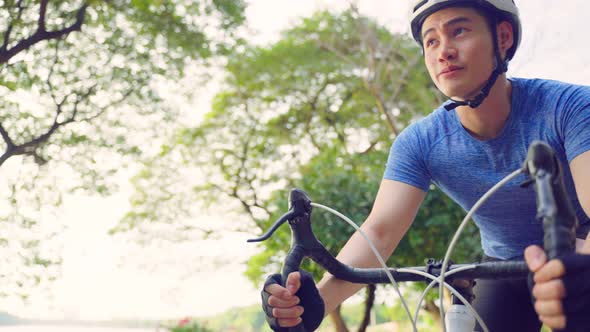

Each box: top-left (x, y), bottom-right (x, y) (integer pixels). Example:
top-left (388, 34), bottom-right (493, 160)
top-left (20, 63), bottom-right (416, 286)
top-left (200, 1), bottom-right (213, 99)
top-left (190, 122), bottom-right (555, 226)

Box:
top-left (438, 39), bottom-right (457, 62)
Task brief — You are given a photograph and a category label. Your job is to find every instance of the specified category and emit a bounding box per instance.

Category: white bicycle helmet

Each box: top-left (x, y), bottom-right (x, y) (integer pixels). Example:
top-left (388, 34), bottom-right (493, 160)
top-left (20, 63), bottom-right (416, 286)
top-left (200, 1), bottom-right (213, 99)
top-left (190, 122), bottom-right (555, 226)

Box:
top-left (411, 0), bottom-right (521, 60)
top-left (409, 0), bottom-right (522, 109)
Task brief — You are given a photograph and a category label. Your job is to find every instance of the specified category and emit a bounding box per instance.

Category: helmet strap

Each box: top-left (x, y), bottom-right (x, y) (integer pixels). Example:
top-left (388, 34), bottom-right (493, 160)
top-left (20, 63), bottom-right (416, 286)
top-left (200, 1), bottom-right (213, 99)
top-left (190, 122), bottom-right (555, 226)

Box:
top-left (444, 18), bottom-right (509, 111)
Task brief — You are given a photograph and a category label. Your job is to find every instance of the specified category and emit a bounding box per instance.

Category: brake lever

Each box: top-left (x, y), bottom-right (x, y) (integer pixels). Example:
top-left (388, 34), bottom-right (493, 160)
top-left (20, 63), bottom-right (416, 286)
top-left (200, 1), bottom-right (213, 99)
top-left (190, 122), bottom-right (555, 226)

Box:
top-left (523, 141), bottom-right (577, 259)
top-left (247, 189), bottom-right (312, 243)
top-left (247, 209), bottom-right (296, 243)
top-left (248, 189), bottom-right (314, 332)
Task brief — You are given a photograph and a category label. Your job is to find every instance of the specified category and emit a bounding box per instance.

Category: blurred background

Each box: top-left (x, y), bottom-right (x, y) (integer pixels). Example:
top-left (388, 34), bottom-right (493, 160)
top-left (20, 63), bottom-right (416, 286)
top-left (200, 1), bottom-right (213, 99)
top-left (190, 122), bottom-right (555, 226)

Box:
top-left (0, 1), bottom-right (588, 331)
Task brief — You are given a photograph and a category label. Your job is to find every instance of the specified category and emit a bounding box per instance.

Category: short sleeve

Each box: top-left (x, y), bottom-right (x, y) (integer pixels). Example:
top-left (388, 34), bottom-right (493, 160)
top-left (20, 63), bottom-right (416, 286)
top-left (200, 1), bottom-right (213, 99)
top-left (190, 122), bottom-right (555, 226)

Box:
top-left (560, 84), bottom-right (590, 162)
top-left (383, 124), bottom-right (431, 192)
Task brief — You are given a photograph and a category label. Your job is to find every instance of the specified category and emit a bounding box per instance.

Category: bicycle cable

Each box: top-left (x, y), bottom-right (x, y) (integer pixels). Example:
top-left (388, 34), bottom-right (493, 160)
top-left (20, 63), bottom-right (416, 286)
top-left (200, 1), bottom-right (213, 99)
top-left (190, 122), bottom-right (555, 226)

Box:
top-left (399, 267), bottom-right (487, 330)
top-left (438, 168), bottom-right (524, 332)
top-left (312, 202), bottom-right (496, 332)
top-left (412, 265), bottom-right (478, 328)
top-left (311, 202), bottom-right (419, 332)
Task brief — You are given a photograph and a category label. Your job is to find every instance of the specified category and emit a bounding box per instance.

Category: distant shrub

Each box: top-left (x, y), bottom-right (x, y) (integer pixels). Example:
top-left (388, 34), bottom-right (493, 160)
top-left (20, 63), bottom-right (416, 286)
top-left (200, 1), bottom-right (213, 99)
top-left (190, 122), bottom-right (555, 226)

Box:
top-left (168, 317), bottom-right (212, 332)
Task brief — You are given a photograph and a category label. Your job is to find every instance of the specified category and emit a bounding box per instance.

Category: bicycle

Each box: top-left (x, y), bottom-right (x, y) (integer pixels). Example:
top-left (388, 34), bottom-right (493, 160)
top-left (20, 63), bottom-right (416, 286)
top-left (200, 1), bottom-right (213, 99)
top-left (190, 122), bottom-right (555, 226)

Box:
top-left (248, 141), bottom-right (579, 332)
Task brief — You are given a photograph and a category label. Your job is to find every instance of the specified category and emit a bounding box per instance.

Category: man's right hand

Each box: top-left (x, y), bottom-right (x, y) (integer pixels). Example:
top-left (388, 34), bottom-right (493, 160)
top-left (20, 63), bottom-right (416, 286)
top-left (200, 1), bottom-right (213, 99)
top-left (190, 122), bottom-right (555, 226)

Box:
top-left (261, 271), bottom-right (325, 331)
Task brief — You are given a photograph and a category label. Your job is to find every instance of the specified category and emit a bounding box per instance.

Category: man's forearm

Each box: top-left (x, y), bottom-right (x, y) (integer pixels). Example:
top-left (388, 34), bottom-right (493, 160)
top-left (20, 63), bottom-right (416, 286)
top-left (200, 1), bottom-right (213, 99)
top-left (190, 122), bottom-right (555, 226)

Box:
top-left (316, 223), bottom-right (403, 315)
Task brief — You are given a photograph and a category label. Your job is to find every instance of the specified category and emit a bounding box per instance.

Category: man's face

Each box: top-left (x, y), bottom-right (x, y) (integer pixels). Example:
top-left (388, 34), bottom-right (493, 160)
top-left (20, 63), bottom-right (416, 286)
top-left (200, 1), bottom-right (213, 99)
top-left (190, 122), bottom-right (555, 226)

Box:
top-left (421, 7), bottom-right (495, 100)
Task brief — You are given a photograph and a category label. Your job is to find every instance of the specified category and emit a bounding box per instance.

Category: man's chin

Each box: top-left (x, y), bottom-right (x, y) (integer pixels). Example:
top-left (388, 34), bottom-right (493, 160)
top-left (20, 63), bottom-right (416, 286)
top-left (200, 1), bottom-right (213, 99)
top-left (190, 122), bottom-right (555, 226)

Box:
top-left (439, 81), bottom-right (487, 102)
top-left (442, 92), bottom-right (468, 102)
top-left (444, 90), bottom-right (481, 102)
top-left (439, 85), bottom-right (469, 101)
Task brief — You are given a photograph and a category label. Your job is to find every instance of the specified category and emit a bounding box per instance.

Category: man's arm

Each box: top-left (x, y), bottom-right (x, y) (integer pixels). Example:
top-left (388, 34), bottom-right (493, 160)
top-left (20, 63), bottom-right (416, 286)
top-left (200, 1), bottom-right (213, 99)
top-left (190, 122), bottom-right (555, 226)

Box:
top-left (570, 149), bottom-right (590, 221)
top-left (317, 179), bottom-right (426, 314)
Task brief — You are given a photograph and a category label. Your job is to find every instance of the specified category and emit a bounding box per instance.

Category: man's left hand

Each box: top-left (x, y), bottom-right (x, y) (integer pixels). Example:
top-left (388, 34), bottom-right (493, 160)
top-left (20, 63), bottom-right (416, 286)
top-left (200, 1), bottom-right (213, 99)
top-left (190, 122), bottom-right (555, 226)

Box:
top-left (524, 233), bottom-right (590, 330)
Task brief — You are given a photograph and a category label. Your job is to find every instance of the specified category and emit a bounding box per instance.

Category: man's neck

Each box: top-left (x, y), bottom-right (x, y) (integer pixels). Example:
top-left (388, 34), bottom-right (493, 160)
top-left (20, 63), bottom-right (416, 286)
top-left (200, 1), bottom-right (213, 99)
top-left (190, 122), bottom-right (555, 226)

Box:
top-left (455, 76), bottom-right (513, 141)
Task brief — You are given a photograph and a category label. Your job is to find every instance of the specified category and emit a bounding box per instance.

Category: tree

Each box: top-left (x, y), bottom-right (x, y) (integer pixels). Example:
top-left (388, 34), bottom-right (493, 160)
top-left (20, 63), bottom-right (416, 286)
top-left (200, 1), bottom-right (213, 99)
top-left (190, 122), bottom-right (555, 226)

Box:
top-left (122, 7), bottom-right (465, 330)
top-left (1, 0), bottom-right (246, 165)
top-left (120, 7), bottom-right (439, 229)
top-left (120, 4), bottom-right (485, 329)
top-left (0, 0), bottom-right (245, 302)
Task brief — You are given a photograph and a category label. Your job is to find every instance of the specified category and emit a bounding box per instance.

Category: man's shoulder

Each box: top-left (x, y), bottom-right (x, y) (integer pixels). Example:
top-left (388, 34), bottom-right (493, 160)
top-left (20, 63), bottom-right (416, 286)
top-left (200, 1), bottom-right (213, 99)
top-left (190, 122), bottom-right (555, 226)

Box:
top-left (512, 77), bottom-right (590, 116)
top-left (404, 105), bottom-right (450, 132)
top-left (512, 77), bottom-right (589, 96)
top-left (397, 105), bottom-right (460, 150)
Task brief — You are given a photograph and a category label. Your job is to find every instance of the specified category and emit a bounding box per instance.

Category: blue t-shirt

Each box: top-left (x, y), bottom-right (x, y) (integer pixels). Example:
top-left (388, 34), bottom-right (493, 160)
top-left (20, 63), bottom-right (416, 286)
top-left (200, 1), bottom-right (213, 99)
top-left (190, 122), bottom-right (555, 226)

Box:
top-left (384, 78), bottom-right (590, 259)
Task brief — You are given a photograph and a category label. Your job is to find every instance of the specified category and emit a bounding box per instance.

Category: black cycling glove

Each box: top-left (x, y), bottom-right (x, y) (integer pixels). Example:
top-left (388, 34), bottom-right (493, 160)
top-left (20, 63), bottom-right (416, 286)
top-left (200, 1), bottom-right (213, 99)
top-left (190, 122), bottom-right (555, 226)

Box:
top-left (261, 270), bottom-right (325, 332)
top-left (559, 253), bottom-right (590, 332)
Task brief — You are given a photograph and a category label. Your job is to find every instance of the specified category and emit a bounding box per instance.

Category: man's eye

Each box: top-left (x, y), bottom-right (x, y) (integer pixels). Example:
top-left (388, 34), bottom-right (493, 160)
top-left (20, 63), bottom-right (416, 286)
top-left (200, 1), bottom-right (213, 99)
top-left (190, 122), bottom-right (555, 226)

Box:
top-left (425, 39), bottom-right (437, 47)
top-left (453, 27), bottom-right (466, 36)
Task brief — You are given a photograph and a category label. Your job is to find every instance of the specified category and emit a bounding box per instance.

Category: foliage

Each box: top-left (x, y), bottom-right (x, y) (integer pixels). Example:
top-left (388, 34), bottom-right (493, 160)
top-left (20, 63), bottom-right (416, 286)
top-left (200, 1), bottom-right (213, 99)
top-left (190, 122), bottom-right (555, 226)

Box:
top-left (123, 6), bottom-right (476, 329)
top-left (205, 301), bottom-right (553, 332)
top-left (0, 0), bottom-right (245, 301)
top-left (167, 317), bottom-right (213, 332)
top-left (244, 148), bottom-right (386, 282)
top-left (0, 0), bottom-right (246, 166)
top-left (120, 8), bottom-right (441, 233)
top-left (202, 301), bottom-right (441, 332)
top-left (204, 305), bottom-right (272, 332)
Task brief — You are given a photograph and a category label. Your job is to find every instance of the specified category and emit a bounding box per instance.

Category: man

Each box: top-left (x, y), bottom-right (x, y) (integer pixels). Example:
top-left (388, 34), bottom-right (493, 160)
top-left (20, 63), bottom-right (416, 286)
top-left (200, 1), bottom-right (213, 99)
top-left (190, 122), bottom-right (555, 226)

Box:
top-left (262, 1), bottom-right (590, 331)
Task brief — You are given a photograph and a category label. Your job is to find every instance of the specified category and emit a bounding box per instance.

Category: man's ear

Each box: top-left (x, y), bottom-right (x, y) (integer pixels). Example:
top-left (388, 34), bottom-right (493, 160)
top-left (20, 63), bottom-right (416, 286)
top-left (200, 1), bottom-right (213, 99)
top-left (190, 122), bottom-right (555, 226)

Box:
top-left (497, 21), bottom-right (514, 60)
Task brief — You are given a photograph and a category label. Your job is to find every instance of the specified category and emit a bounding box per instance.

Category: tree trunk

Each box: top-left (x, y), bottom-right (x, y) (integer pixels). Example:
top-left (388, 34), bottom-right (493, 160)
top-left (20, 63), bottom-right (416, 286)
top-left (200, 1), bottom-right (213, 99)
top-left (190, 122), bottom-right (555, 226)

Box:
top-left (423, 299), bottom-right (442, 329)
top-left (357, 284), bottom-right (375, 332)
top-left (329, 305), bottom-right (350, 332)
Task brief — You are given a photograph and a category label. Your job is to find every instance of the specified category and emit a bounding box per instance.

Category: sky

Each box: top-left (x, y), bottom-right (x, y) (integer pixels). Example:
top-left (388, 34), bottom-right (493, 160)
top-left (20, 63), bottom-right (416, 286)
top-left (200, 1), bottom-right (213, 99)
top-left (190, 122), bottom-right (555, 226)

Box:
top-left (2, 0), bottom-right (590, 323)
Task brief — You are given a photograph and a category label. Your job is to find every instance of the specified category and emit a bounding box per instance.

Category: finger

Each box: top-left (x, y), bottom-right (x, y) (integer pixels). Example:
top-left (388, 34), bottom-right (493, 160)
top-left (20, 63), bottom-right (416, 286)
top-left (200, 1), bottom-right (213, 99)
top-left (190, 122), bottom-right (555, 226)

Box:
top-left (451, 278), bottom-right (471, 288)
top-left (539, 315), bottom-right (566, 329)
top-left (534, 259), bottom-right (566, 282)
top-left (285, 271), bottom-right (302, 295)
top-left (532, 279), bottom-right (566, 300)
top-left (277, 317), bottom-right (303, 328)
top-left (265, 283), bottom-right (296, 300)
top-left (524, 245), bottom-right (547, 272)
top-left (273, 306), bottom-right (304, 319)
top-left (534, 299), bottom-right (563, 316)
top-left (579, 232), bottom-right (590, 254)
top-left (267, 294), bottom-right (300, 308)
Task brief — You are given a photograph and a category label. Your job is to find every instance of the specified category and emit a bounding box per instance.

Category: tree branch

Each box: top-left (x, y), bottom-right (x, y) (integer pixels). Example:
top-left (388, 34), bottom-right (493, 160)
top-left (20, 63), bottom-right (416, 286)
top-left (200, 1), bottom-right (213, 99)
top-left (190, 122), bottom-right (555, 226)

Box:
top-left (0, 123), bottom-right (16, 165)
top-left (0, 79), bottom-right (99, 167)
top-left (330, 88), bottom-right (356, 147)
top-left (62, 83), bottom-right (98, 124)
top-left (359, 140), bottom-right (378, 154)
top-left (0, 2), bottom-right (89, 64)
top-left (0, 117), bottom-right (60, 167)
top-left (317, 14), bottom-right (400, 136)
top-left (387, 52), bottom-right (423, 117)
top-left (1, 0), bottom-right (26, 52)
top-left (306, 79), bottom-right (331, 150)
top-left (38, 0), bottom-right (49, 33)
top-left (355, 15), bottom-right (400, 136)
top-left (79, 87), bottom-right (134, 122)
top-left (0, 123), bottom-right (15, 149)
top-left (316, 41), bottom-right (356, 66)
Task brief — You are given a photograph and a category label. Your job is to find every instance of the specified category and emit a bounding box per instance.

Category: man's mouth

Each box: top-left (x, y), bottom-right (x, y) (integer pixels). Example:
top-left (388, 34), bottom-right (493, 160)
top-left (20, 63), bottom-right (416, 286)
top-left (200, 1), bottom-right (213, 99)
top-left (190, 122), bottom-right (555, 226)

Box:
top-left (439, 66), bottom-right (464, 77)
